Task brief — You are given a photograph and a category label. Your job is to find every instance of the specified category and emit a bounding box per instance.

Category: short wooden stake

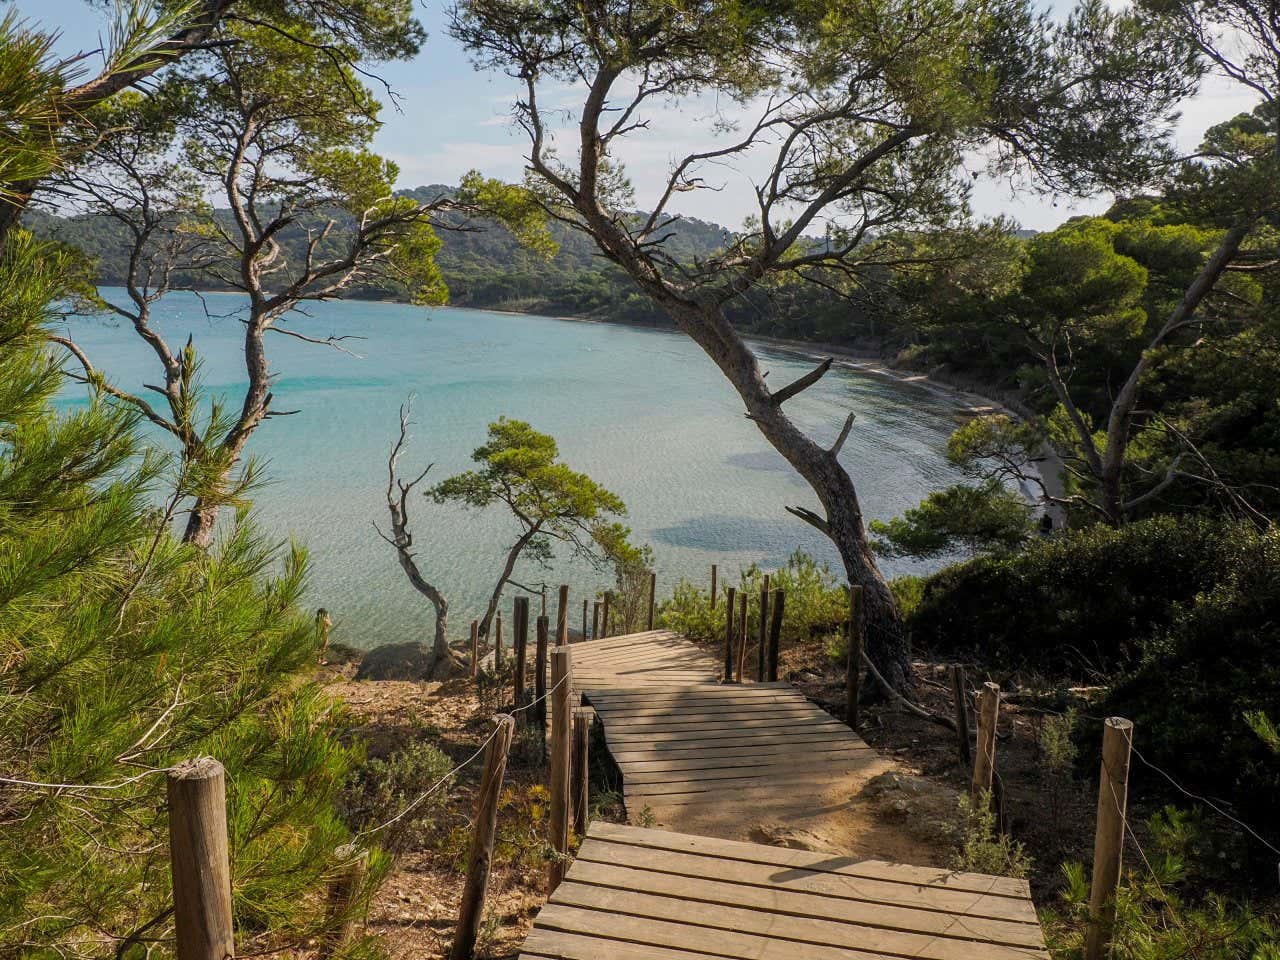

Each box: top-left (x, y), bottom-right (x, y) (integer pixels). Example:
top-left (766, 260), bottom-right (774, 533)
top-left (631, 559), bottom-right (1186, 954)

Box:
top-left (322, 843), bottom-right (369, 953)
top-left (710, 564), bottom-right (718, 610)
top-left (469, 619), bottom-right (479, 678)
top-left (735, 591), bottom-right (749, 681)
top-left (723, 586), bottom-right (737, 683)
top-left (601, 591), bottom-right (612, 637)
top-left (450, 716), bottom-right (515, 960)
top-left (971, 682), bottom-right (1001, 801)
top-left (168, 758), bottom-right (234, 960)
top-left (513, 597), bottom-right (530, 710)
top-left (494, 612), bottom-right (504, 670)
top-left (316, 607), bottom-right (332, 662)
top-left (647, 571), bottom-right (657, 630)
top-left (534, 616), bottom-right (549, 731)
top-left (1085, 717), bottom-right (1135, 960)
top-left (767, 589), bottom-right (784, 682)
top-left (756, 575), bottom-right (771, 681)
top-left (549, 647), bottom-right (573, 890)
top-left (950, 665), bottom-right (972, 767)
top-left (556, 584), bottom-right (569, 645)
top-left (846, 585), bottom-right (864, 729)
top-left (571, 706), bottom-right (592, 837)
top-left (581, 598), bottom-right (588, 643)
top-left (591, 601), bottom-right (601, 641)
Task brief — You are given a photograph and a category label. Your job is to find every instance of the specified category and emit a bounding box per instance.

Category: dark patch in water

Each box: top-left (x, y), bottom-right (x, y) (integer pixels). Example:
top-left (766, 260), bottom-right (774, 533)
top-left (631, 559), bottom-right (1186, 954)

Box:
top-left (652, 513), bottom-right (831, 568)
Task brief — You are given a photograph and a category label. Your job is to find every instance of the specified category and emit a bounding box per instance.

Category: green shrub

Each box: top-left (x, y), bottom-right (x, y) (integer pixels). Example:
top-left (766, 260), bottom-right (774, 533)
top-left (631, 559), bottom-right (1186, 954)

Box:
top-left (657, 550), bottom-right (847, 653)
top-left (348, 740), bottom-right (454, 853)
top-left (951, 791), bottom-right (1031, 878)
top-left (1097, 529), bottom-right (1280, 862)
top-left (890, 574), bottom-right (926, 621)
top-left (1046, 808), bottom-right (1280, 959)
top-left (907, 516), bottom-right (1263, 675)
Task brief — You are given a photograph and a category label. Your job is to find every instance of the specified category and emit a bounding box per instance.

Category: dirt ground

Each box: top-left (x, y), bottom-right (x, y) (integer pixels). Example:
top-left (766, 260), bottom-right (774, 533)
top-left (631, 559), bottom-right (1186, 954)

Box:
top-left (323, 636), bottom-right (1114, 959)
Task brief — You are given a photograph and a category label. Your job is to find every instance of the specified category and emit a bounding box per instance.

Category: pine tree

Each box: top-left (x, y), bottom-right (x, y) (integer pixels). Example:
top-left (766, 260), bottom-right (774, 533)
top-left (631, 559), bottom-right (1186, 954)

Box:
top-left (0, 229), bottom-right (386, 954)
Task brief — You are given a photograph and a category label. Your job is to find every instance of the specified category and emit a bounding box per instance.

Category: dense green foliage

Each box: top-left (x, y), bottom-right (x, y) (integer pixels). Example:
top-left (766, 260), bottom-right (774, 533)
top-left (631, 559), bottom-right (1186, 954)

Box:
top-left (0, 230), bottom-right (381, 956)
top-left (658, 551), bottom-right (847, 652)
top-left (869, 480), bottom-right (1036, 559)
top-left (1047, 809), bottom-right (1280, 959)
top-left (906, 516), bottom-right (1265, 675)
top-left (1098, 530), bottom-right (1280, 855)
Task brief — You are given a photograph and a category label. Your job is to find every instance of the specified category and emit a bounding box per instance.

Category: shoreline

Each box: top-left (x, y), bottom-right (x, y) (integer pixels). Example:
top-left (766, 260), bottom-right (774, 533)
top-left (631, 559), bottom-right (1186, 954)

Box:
top-left (456, 303), bottom-right (1067, 521)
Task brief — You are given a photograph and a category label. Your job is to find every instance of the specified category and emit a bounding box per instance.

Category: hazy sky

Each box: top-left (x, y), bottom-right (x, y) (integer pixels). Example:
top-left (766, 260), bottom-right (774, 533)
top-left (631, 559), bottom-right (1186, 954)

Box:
top-left (27, 0), bottom-right (1260, 231)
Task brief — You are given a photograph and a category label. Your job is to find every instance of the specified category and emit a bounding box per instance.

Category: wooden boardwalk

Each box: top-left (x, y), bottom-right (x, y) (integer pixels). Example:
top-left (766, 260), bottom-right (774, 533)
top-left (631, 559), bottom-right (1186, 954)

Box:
top-left (520, 822), bottom-right (1049, 960)
top-left (522, 630), bottom-right (1050, 959)
top-left (569, 629), bottom-right (892, 834)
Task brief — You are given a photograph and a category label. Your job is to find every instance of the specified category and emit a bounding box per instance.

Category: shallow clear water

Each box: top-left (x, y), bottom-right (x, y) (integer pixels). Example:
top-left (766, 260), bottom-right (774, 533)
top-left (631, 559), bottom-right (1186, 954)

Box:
top-left (56, 291), bottom-right (971, 648)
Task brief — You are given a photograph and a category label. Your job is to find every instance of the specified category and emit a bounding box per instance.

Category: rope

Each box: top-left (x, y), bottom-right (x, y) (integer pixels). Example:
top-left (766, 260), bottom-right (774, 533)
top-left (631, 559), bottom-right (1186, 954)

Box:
top-left (0, 766), bottom-right (178, 794)
top-left (354, 672), bottom-right (570, 840)
top-left (998, 698), bottom-right (1280, 863)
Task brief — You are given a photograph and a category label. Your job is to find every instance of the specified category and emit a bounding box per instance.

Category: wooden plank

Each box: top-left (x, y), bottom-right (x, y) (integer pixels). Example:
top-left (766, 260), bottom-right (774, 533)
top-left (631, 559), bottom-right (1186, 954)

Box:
top-left (620, 752), bottom-right (876, 785)
top-left (552, 881), bottom-right (1047, 960)
top-left (588, 822), bottom-right (1033, 900)
top-left (615, 743), bottom-right (874, 774)
top-left (607, 731), bottom-right (862, 758)
top-left (522, 928), bottom-right (737, 960)
top-left (563, 865), bottom-right (1045, 946)
top-left (572, 842), bottom-right (1042, 926)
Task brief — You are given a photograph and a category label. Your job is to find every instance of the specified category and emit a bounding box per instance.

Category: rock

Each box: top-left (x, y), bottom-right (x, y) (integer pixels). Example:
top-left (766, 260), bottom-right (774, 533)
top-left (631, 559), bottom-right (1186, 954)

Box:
top-left (748, 823), bottom-right (833, 852)
top-left (355, 642), bottom-right (435, 681)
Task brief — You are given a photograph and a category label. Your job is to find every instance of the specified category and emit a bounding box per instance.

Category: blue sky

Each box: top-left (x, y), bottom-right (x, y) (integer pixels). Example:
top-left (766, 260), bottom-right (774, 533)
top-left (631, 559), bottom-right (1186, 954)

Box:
top-left (26, 0), bottom-right (1260, 231)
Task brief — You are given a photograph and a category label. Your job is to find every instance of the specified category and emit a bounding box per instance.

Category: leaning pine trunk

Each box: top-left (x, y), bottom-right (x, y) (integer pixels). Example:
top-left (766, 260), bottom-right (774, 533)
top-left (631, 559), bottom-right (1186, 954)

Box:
top-left (667, 298), bottom-right (915, 695)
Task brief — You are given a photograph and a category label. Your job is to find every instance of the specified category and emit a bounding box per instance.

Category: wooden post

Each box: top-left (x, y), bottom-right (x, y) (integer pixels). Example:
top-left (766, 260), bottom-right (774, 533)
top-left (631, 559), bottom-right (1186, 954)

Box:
top-left (846, 585), bottom-right (863, 729)
top-left (950, 665), bottom-right (972, 767)
top-left (1085, 717), bottom-right (1135, 960)
top-left (756, 575), bottom-right (770, 681)
top-left (556, 584), bottom-right (569, 645)
top-left (549, 646), bottom-right (573, 890)
top-left (971, 682), bottom-right (1001, 801)
top-left (591, 601), bottom-right (601, 641)
top-left (571, 706), bottom-right (592, 837)
top-left (534, 616), bottom-right (549, 731)
top-left (735, 591), bottom-right (749, 682)
top-left (494, 612), bottom-right (504, 671)
top-left (316, 607), bottom-right (332, 662)
top-left (450, 716), bottom-right (515, 960)
top-left (647, 571), bottom-right (657, 630)
top-left (601, 591), bottom-right (612, 638)
top-left (168, 758), bottom-right (234, 960)
top-left (767, 589), bottom-right (784, 682)
top-left (322, 844), bottom-right (369, 953)
top-left (723, 586), bottom-right (736, 683)
top-left (513, 597), bottom-right (530, 710)
top-left (469, 619), bottom-right (479, 678)
top-left (710, 564), bottom-right (718, 610)
top-left (581, 598), bottom-right (588, 643)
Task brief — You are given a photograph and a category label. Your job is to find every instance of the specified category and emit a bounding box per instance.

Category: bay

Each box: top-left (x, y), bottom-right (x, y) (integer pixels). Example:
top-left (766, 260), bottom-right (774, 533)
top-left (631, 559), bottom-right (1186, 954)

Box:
top-left (56, 291), bottom-right (972, 648)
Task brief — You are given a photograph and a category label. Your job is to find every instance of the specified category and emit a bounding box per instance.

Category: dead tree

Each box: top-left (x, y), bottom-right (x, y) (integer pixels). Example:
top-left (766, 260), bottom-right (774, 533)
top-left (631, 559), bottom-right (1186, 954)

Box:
top-left (375, 397), bottom-right (463, 676)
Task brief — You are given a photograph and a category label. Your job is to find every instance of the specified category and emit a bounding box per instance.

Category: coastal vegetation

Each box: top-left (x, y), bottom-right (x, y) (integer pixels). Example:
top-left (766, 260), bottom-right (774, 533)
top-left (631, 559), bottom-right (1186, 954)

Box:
top-left (2, 0), bottom-right (1279, 953)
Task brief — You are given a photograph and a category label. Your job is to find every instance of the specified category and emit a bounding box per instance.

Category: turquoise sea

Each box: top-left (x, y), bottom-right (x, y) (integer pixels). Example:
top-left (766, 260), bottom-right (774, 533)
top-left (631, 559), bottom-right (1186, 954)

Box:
top-left (56, 291), bottom-right (972, 648)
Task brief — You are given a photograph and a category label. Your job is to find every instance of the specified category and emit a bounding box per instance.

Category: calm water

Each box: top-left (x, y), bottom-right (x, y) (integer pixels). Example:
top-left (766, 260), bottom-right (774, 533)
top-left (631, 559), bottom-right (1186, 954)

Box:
top-left (56, 291), bottom-right (971, 648)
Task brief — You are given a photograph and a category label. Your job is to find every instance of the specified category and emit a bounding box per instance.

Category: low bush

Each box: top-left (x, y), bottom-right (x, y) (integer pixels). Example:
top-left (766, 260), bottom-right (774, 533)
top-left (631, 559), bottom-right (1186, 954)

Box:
top-left (1045, 808), bottom-right (1280, 959)
top-left (1097, 529), bottom-right (1280, 862)
top-left (657, 550), bottom-right (847, 653)
top-left (906, 516), bottom-right (1263, 676)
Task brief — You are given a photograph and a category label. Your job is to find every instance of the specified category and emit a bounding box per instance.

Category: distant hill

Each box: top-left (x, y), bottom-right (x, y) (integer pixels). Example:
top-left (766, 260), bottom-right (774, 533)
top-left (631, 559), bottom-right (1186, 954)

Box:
top-left (26, 184), bottom-right (742, 324)
top-left (28, 184), bottom-right (904, 346)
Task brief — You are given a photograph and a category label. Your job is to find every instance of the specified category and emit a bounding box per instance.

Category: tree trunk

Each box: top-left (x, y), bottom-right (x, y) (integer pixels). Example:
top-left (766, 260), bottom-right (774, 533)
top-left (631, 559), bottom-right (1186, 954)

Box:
top-left (480, 524), bottom-right (541, 643)
top-left (663, 297), bottom-right (915, 696)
